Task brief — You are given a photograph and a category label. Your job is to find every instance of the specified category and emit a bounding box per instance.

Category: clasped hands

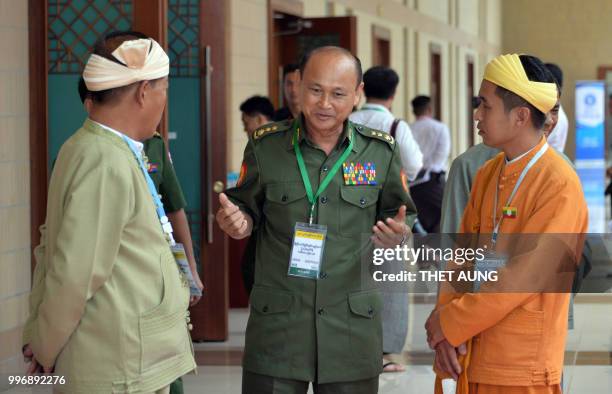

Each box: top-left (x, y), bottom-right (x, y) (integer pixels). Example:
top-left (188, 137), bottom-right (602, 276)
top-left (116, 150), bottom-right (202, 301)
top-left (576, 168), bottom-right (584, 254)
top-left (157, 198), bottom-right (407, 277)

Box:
top-left (425, 309), bottom-right (467, 381)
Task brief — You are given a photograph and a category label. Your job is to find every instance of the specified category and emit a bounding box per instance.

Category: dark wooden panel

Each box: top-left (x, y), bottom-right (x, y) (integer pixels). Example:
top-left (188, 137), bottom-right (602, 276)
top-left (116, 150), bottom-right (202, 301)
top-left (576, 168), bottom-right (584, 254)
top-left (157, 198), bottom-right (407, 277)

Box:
top-left (29, 0), bottom-right (48, 274)
top-left (189, 0), bottom-right (230, 342)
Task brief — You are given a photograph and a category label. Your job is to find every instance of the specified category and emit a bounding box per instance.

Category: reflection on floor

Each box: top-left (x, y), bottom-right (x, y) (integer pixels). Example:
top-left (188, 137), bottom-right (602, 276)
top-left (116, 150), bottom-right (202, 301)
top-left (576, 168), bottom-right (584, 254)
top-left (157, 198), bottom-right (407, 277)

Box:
top-left (5, 295), bottom-right (612, 393)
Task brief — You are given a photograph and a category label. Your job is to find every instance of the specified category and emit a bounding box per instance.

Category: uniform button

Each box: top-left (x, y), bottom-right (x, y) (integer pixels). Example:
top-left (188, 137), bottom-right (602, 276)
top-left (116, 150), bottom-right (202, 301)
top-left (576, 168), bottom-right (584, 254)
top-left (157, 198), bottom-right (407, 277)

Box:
top-left (321, 196), bottom-right (328, 204)
top-left (360, 197), bottom-right (367, 205)
top-left (262, 305), bottom-right (269, 313)
top-left (186, 317), bottom-right (191, 323)
top-left (319, 272), bottom-right (328, 279)
top-left (368, 307), bottom-right (374, 316)
top-left (318, 308), bottom-right (325, 315)
top-left (322, 166), bottom-right (329, 172)
top-left (188, 324), bottom-right (194, 331)
top-left (281, 195), bottom-right (288, 202)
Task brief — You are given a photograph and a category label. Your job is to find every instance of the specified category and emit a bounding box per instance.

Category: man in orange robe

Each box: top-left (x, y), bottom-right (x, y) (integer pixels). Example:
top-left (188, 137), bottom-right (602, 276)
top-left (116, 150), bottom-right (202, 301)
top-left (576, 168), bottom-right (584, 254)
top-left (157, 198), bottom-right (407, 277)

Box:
top-left (425, 54), bottom-right (588, 393)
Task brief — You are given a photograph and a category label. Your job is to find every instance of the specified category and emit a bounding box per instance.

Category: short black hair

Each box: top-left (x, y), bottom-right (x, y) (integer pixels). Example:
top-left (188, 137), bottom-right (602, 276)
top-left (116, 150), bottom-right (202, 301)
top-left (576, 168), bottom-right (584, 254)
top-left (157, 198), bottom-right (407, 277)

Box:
top-left (494, 55), bottom-right (557, 130)
top-left (299, 46), bottom-right (362, 86)
top-left (88, 30), bottom-right (156, 104)
top-left (363, 66), bottom-right (399, 100)
top-left (78, 76), bottom-right (89, 104)
top-left (239, 95), bottom-right (275, 120)
top-left (411, 95), bottom-right (431, 116)
top-left (283, 64), bottom-right (299, 79)
top-left (544, 63), bottom-right (563, 89)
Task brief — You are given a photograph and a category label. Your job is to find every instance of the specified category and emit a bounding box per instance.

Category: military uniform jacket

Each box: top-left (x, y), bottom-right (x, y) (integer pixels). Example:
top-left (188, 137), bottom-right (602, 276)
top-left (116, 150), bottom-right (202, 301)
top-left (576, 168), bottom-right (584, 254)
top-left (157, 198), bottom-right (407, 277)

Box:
top-left (226, 117), bottom-right (417, 383)
top-left (143, 133), bottom-right (187, 213)
top-left (22, 119), bottom-right (196, 393)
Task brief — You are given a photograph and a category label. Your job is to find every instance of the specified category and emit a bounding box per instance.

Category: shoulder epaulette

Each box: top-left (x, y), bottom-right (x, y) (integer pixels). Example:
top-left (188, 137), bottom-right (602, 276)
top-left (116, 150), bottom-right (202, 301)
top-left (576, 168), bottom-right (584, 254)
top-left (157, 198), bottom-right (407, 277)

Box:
top-left (253, 120), bottom-right (292, 141)
top-left (354, 124), bottom-right (395, 147)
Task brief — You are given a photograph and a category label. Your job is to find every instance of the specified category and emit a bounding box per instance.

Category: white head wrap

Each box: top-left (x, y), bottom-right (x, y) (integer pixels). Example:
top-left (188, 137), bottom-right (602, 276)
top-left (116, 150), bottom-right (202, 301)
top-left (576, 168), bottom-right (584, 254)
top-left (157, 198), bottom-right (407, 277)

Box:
top-left (83, 38), bottom-right (169, 91)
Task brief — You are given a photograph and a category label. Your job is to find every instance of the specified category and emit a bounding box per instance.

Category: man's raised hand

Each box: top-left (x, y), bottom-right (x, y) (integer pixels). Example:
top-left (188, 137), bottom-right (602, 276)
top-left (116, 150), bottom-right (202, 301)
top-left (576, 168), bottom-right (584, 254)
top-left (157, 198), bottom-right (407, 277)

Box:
top-left (216, 193), bottom-right (252, 239)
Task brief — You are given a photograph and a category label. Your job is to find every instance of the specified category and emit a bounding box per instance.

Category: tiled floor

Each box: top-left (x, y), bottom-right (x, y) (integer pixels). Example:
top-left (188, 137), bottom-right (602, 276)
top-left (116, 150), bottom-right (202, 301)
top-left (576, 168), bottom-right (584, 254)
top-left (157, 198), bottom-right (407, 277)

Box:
top-left (5, 297), bottom-right (612, 393)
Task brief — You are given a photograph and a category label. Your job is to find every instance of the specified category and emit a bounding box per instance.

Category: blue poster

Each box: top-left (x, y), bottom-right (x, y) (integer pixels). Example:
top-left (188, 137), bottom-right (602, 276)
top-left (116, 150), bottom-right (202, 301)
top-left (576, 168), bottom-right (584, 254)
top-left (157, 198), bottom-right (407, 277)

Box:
top-left (575, 81), bottom-right (606, 233)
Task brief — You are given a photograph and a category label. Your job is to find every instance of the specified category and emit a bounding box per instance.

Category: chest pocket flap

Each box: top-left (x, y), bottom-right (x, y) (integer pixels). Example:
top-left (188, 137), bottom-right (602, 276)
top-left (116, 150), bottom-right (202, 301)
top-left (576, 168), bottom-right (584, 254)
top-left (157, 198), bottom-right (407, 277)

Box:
top-left (266, 182), bottom-right (307, 204)
top-left (340, 186), bottom-right (379, 208)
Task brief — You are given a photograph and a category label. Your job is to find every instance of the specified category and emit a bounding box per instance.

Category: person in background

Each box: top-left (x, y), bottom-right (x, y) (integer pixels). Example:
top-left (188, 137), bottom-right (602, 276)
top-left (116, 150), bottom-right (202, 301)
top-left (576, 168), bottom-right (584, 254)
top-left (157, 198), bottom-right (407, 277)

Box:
top-left (350, 65), bottom-right (423, 373)
top-left (238, 95), bottom-right (274, 295)
top-left (544, 63), bottom-right (568, 152)
top-left (350, 66), bottom-right (423, 181)
top-left (273, 63), bottom-right (301, 121)
top-left (409, 95), bottom-right (451, 233)
top-left (240, 95), bottom-right (275, 135)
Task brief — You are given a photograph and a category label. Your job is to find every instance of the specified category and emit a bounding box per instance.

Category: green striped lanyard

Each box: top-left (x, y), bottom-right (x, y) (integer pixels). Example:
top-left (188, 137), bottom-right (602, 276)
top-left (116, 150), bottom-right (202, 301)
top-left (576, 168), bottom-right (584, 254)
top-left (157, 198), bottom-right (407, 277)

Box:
top-left (361, 104), bottom-right (387, 113)
top-left (293, 127), bottom-right (354, 225)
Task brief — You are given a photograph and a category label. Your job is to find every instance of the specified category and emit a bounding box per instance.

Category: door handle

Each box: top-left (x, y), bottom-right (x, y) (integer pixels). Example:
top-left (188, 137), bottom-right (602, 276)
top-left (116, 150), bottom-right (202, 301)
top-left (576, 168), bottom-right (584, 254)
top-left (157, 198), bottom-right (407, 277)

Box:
top-left (203, 45), bottom-right (214, 244)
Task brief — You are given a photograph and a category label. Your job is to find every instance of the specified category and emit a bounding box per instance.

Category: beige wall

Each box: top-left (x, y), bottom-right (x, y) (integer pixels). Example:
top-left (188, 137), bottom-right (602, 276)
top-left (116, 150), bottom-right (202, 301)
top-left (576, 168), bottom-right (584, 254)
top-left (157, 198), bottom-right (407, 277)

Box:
top-left (501, 0), bottom-right (608, 159)
top-left (228, 0), bottom-right (269, 172)
top-left (226, 0), bottom-right (502, 171)
top-left (0, 0), bottom-right (30, 381)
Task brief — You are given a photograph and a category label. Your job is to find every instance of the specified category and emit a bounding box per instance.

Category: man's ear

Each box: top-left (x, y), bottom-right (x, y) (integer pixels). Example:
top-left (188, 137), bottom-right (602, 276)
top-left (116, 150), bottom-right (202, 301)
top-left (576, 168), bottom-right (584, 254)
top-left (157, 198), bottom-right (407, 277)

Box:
top-left (514, 106), bottom-right (531, 127)
top-left (135, 80), bottom-right (149, 107)
top-left (354, 81), bottom-right (365, 106)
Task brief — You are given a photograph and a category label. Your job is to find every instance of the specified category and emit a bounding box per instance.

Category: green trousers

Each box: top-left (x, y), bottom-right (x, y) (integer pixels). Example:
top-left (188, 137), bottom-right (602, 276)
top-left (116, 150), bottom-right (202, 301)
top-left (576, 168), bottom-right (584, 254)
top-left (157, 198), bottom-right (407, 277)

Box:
top-left (169, 377), bottom-right (183, 394)
top-left (242, 370), bottom-right (379, 394)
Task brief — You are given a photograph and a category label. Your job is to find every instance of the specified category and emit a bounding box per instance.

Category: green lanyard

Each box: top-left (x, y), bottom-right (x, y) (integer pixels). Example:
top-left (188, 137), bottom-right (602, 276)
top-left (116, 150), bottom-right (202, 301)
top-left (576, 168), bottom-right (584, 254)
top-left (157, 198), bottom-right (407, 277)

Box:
top-left (293, 127), bottom-right (354, 225)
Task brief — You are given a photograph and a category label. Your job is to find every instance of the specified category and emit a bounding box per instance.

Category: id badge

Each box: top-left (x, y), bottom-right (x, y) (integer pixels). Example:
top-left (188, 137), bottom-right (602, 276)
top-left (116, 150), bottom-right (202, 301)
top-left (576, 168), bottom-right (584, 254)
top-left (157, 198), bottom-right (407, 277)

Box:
top-left (288, 222), bottom-right (327, 279)
top-left (474, 251), bottom-right (507, 292)
top-left (171, 243), bottom-right (203, 297)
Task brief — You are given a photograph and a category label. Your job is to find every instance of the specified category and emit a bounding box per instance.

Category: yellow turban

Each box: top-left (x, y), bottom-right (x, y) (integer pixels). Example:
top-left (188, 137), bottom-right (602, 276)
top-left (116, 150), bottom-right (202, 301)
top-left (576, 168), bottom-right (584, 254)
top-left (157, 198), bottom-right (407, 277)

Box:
top-left (483, 54), bottom-right (557, 113)
top-left (83, 38), bottom-right (169, 91)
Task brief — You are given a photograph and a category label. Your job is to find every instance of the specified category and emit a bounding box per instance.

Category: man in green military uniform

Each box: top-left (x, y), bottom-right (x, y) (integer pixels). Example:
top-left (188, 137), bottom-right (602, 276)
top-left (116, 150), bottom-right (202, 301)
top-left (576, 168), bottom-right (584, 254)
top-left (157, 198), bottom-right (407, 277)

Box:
top-left (216, 46), bottom-right (417, 393)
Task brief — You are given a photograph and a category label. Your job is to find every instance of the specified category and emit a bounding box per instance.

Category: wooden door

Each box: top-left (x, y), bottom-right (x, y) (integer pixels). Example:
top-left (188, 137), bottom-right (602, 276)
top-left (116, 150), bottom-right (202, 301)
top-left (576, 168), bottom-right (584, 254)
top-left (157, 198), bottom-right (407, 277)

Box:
top-left (269, 13), bottom-right (357, 108)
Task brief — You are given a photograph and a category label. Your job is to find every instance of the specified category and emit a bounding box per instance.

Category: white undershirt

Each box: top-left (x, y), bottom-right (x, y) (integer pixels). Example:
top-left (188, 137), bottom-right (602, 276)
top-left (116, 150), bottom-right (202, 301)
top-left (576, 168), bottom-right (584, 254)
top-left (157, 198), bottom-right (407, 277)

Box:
top-left (93, 120), bottom-right (144, 154)
top-left (505, 144), bottom-right (537, 164)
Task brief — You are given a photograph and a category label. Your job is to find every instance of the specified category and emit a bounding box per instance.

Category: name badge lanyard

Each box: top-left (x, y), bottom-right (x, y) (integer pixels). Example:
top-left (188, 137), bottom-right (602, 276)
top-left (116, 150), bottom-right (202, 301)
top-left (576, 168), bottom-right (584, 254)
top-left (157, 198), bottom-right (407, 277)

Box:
top-left (491, 142), bottom-right (548, 245)
top-left (122, 135), bottom-right (176, 245)
top-left (361, 104), bottom-right (387, 113)
top-left (294, 127), bottom-right (354, 225)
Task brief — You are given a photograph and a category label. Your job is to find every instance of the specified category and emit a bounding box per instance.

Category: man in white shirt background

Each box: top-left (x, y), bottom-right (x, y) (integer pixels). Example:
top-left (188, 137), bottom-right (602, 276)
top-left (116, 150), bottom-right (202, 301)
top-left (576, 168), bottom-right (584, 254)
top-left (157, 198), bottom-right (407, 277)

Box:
top-left (409, 95), bottom-right (451, 233)
top-left (350, 65), bottom-right (423, 373)
top-left (350, 66), bottom-right (423, 181)
top-left (544, 63), bottom-right (568, 152)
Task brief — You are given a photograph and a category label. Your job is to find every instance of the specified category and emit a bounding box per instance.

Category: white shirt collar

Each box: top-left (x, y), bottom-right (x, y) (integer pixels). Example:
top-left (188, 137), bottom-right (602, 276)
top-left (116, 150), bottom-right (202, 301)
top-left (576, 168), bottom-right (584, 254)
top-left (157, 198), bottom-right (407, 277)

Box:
top-left (93, 120), bottom-right (144, 153)
top-left (505, 144), bottom-right (536, 164)
top-left (361, 103), bottom-right (391, 114)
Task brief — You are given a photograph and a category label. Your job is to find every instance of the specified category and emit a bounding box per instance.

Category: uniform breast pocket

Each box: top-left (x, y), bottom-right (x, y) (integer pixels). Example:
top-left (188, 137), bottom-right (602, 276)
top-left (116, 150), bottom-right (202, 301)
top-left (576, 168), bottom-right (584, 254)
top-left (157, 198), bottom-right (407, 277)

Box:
top-left (263, 182), bottom-right (308, 236)
top-left (339, 186), bottom-right (380, 236)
